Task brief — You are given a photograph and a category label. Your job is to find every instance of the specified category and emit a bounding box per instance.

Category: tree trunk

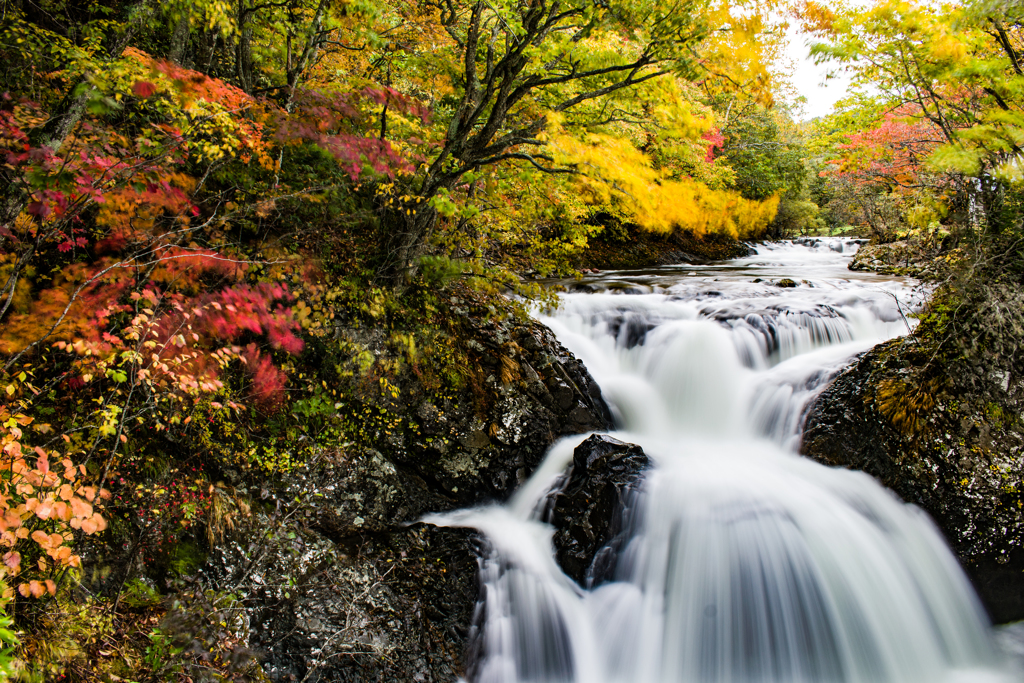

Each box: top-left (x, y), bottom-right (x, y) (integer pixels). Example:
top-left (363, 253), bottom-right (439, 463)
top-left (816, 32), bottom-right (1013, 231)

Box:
top-left (378, 205), bottom-right (438, 287)
top-left (237, 2), bottom-right (255, 94)
top-left (168, 9), bottom-right (192, 66)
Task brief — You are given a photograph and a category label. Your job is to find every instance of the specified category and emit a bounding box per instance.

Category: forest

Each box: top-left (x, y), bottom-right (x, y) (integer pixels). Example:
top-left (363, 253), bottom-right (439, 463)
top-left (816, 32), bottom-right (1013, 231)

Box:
top-left (0, 0), bottom-right (1021, 680)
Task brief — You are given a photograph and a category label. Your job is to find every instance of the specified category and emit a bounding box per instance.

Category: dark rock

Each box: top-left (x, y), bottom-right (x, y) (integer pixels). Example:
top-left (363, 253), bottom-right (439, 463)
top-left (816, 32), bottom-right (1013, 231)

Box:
top-left (205, 519), bottom-right (478, 683)
top-left (550, 435), bottom-right (649, 586)
top-left (386, 318), bottom-right (614, 507)
top-left (802, 337), bottom-right (1024, 623)
top-left (848, 240), bottom-right (944, 280)
top-left (776, 278), bottom-right (798, 288)
top-left (193, 305), bottom-right (615, 681)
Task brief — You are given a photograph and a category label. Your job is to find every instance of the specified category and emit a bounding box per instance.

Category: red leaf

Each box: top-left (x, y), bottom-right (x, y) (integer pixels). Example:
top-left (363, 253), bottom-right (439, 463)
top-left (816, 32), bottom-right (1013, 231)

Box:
top-left (132, 81), bottom-right (157, 98)
top-left (26, 202), bottom-right (50, 218)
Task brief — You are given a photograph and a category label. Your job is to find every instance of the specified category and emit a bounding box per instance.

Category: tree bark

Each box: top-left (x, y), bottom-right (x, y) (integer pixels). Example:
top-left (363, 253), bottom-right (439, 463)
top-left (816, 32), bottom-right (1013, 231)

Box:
top-left (168, 8), bottom-right (192, 66)
top-left (378, 205), bottom-right (438, 287)
top-left (237, 1), bottom-right (256, 94)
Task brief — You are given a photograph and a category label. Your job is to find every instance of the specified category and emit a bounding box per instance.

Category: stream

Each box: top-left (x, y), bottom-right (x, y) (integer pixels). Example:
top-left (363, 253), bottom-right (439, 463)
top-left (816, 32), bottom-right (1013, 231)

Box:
top-left (429, 239), bottom-right (1018, 683)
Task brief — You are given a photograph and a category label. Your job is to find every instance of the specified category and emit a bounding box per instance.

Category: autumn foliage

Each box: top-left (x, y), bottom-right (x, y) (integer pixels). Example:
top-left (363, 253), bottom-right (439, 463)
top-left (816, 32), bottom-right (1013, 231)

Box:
top-left (0, 0), bottom-right (806, 677)
top-left (0, 409), bottom-right (109, 598)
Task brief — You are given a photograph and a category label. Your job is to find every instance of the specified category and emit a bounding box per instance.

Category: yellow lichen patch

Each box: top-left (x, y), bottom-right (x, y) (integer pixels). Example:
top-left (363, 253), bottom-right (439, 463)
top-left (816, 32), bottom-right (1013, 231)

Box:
top-left (499, 354), bottom-right (521, 385)
top-left (875, 378), bottom-right (937, 436)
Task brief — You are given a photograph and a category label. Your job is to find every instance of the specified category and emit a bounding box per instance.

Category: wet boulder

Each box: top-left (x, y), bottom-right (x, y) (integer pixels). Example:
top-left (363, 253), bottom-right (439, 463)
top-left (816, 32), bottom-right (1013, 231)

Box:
top-left (550, 435), bottom-right (649, 586)
top-left (802, 336), bottom-right (1024, 623)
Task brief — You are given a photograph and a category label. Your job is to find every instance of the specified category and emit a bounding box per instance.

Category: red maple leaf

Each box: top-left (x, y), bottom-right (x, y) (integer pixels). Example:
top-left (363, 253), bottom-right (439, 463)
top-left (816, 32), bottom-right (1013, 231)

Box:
top-left (132, 81), bottom-right (157, 99)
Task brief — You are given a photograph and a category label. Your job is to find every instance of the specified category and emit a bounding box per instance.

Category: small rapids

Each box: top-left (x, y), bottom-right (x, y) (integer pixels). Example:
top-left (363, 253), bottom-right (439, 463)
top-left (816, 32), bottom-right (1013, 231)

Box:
top-left (427, 239), bottom-right (1016, 683)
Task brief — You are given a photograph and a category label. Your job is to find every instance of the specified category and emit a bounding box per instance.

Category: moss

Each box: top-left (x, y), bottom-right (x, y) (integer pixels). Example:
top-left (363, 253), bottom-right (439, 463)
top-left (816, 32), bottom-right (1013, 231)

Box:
top-left (875, 379), bottom-right (935, 436)
top-left (167, 540), bottom-right (207, 578)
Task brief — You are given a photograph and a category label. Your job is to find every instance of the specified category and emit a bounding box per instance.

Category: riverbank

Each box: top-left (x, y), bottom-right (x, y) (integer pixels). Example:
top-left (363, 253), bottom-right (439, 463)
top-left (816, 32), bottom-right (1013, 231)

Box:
top-left (575, 222), bottom-right (752, 270)
top-left (802, 234), bottom-right (1024, 623)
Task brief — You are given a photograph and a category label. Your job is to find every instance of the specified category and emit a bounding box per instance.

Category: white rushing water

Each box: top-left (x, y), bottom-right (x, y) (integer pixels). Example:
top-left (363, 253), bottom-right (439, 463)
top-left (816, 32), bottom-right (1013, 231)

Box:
top-left (429, 239), bottom-right (1017, 683)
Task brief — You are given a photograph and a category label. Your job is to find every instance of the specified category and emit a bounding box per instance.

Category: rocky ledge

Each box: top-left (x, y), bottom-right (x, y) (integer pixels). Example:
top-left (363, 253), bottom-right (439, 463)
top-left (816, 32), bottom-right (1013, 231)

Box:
top-left (196, 309), bottom-right (614, 682)
top-left (848, 239), bottom-right (945, 279)
top-left (802, 335), bottom-right (1024, 623)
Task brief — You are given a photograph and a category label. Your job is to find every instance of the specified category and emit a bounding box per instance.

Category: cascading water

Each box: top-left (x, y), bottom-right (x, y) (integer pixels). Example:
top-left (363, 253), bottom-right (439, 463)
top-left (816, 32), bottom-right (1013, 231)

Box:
top-left (428, 239), bottom-right (1017, 683)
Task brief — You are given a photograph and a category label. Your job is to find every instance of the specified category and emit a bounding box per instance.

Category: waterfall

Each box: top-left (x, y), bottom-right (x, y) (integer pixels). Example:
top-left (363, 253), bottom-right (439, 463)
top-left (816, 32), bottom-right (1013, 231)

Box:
top-left (427, 240), bottom-right (1015, 683)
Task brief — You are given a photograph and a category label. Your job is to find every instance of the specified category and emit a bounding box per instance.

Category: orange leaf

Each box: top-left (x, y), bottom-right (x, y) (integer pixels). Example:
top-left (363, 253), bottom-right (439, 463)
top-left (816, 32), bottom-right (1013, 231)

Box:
top-left (28, 580), bottom-right (45, 598)
top-left (53, 502), bottom-right (71, 521)
top-left (30, 529), bottom-right (50, 547)
top-left (58, 484), bottom-right (73, 501)
top-left (4, 551), bottom-right (20, 573)
top-left (69, 497), bottom-right (92, 518)
top-left (17, 583), bottom-right (29, 598)
top-left (33, 499), bottom-right (53, 520)
top-left (3, 510), bottom-right (20, 528)
top-left (45, 579), bottom-right (56, 596)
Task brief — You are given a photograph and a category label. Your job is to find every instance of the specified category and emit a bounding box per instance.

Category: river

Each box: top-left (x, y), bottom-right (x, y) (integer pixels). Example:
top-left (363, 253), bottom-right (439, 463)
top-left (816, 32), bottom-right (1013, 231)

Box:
top-left (429, 239), bottom-right (1018, 683)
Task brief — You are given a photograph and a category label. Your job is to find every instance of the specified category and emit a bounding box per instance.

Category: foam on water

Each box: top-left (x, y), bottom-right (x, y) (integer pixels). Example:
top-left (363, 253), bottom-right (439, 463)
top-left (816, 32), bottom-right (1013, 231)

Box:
top-left (426, 239), bottom-right (1014, 683)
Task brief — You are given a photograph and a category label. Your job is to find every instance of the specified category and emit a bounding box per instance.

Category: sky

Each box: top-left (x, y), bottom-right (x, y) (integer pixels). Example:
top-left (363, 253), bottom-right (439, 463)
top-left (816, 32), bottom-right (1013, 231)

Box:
top-left (783, 25), bottom-right (854, 121)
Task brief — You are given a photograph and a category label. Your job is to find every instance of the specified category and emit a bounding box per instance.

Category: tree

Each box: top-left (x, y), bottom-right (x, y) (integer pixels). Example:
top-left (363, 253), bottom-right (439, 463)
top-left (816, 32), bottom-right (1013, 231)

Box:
top-left (354, 0), bottom-right (782, 282)
top-left (805, 0), bottom-right (1024, 233)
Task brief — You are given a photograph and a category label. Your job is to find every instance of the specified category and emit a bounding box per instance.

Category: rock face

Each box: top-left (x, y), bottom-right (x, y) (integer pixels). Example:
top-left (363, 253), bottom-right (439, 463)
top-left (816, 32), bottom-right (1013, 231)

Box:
top-left (199, 310), bottom-right (614, 682)
top-left (848, 240), bottom-right (944, 279)
top-left (395, 319), bottom-right (614, 507)
top-left (802, 337), bottom-right (1024, 624)
top-left (549, 435), bottom-right (648, 586)
top-left (578, 222), bottom-right (750, 270)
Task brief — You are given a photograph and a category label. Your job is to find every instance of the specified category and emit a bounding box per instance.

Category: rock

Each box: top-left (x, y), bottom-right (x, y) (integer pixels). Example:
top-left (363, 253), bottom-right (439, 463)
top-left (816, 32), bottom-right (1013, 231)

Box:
top-left (802, 336), bottom-right (1024, 623)
top-left (847, 239), bottom-right (944, 279)
top-left (550, 435), bottom-right (649, 586)
top-left (387, 317), bottom-right (614, 507)
top-left (776, 278), bottom-right (798, 288)
top-left (193, 301), bottom-right (615, 681)
top-left (204, 520), bottom-right (478, 683)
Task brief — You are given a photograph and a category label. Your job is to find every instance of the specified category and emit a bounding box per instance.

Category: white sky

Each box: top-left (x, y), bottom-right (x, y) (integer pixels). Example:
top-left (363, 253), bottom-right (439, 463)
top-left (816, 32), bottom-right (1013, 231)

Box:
top-left (783, 24), bottom-right (854, 121)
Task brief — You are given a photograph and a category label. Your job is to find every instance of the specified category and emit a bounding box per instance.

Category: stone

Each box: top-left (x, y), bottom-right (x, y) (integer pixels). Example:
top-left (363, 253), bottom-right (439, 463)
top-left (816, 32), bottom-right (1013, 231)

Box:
top-left (802, 337), bottom-right (1024, 623)
top-left (188, 309), bottom-right (616, 681)
top-left (550, 435), bottom-right (649, 586)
